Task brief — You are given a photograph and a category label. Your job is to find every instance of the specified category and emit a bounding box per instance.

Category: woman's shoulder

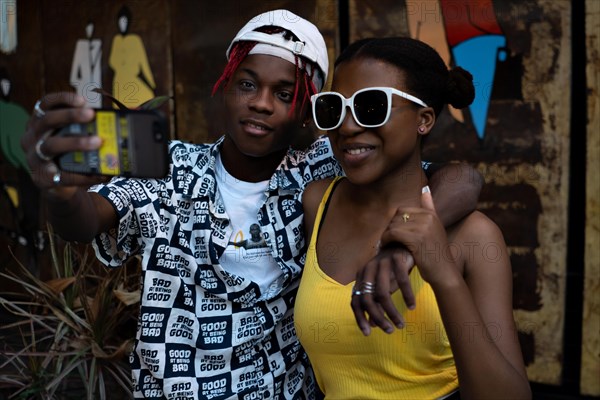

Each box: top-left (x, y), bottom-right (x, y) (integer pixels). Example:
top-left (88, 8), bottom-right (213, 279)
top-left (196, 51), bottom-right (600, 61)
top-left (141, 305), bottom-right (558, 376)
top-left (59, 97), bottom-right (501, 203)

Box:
top-left (450, 210), bottom-right (503, 238)
top-left (302, 177), bottom-right (337, 240)
top-left (304, 177), bottom-right (336, 203)
top-left (448, 210), bottom-right (509, 271)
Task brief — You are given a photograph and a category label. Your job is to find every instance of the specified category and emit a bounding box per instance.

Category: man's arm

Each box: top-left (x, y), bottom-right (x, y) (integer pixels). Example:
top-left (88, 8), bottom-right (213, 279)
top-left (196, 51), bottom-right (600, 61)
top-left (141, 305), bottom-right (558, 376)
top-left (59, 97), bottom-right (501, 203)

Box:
top-left (21, 92), bottom-right (119, 243)
top-left (45, 188), bottom-right (117, 243)
top-left (426, 161), bottom-right (484, 226)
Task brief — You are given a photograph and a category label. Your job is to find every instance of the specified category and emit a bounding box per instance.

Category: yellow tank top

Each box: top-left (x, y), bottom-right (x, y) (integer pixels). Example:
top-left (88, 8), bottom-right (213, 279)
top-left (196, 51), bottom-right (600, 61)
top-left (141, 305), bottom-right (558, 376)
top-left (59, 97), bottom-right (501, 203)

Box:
top-left (295, 177), bottom-right (458, 399)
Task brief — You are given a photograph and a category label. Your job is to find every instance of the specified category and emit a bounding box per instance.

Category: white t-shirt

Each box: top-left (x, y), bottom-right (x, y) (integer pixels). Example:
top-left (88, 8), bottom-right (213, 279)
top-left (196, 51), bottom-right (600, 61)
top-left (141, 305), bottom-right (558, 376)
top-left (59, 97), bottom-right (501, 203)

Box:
top-left (215, 154), bottom-right (283, 297)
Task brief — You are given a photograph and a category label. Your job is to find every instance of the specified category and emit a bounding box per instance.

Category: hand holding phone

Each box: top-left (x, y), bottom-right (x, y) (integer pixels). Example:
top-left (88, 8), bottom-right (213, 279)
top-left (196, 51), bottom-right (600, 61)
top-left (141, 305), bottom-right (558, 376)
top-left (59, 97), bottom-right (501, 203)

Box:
top-left (56, 109), bottom-right (169, 178)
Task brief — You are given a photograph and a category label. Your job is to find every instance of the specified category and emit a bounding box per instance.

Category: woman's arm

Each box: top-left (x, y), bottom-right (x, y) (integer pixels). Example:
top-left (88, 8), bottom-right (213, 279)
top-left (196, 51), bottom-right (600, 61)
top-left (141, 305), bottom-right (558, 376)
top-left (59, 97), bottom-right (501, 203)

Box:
top-left (386, 190), bottom-right (530, 399)
top-left (433, 212), bottom-right (530, 399)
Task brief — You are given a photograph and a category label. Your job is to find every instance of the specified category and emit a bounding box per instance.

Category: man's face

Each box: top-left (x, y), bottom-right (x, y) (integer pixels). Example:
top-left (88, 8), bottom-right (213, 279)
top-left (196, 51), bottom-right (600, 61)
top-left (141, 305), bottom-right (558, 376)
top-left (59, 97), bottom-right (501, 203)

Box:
top-left (221, 54), bottom-right (305, 159)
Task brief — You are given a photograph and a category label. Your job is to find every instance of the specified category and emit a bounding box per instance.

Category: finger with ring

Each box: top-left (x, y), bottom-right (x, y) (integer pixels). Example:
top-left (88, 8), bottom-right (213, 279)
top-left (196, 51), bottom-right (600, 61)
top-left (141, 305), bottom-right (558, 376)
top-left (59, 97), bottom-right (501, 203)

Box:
top-left (52, 171), bottom-right (62, 185)
top-left (360, 281), bottom-right (375, 295)
top-left (402, 213), bottom-right (410, 223)
top-left (35, 137), bottom-right (53, 162)
top-left (352, 283), bottom-right (367, 296)
top-left (33, 100), bottom-right (46, 118)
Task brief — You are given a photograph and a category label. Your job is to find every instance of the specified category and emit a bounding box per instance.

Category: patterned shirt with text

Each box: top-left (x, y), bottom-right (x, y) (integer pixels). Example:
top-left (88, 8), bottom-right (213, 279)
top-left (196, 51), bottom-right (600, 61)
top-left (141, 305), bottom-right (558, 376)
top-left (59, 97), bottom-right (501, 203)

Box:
top-left (91, 136), bottom-right (343, 400)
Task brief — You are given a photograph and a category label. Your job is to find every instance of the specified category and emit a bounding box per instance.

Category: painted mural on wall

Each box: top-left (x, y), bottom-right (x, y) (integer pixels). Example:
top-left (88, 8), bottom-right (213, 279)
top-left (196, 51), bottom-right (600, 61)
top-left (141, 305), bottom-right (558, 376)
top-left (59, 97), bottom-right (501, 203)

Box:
top-left (405, 0), bottom-right (563, 384)
top-left (407, 0), bottom-right (516, 140)
top-left (0, 0), bottom-right (17, 54)
top-left (0, 68), bottom-right (27, 171)
top-left (70, 21), bottom-right (102, 108)
top-left (0, 0), bottom-right (171, 281)
top-left (0, 67), bottom-right (28, 236)
top-left (109, 6), bottom-right (156, 109)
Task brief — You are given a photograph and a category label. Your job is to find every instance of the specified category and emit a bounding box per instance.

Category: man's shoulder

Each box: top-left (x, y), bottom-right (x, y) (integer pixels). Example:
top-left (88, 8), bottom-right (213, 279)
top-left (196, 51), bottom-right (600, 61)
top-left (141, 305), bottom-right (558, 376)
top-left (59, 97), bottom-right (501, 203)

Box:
top-left (169, 139), bottom-right (213, 154)
top-left (286, 135), bottom-right (334, 164)
top-left (168, 139), bottom-right (217, 166)
top-left (304, 135), bottom-right (332, 154)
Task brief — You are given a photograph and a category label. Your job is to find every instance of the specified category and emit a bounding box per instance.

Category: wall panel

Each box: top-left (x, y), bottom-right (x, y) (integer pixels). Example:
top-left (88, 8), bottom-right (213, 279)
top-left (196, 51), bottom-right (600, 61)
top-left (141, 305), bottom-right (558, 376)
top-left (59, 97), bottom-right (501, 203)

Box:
top-left (582, 0), bottom-right (600, 396)
top-left (0, 0), bottom-right (597, 395)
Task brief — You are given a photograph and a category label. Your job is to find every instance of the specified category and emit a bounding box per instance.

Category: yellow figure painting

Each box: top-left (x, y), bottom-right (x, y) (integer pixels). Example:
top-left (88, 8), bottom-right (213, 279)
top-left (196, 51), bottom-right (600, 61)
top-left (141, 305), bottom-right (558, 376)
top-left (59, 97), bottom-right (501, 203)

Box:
top-left (109, 6), bottom-right (156, 108)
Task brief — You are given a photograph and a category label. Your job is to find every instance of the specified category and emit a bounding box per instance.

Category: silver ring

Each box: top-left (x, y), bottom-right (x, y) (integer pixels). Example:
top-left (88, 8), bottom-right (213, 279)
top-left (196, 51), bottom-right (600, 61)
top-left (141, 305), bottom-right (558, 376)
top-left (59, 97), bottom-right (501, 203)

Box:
top-left (52, 171), bottom-right (61, 185)
top-left (352, 289), bottom-right (362, 296)
top-left (33, 100), bottom-right (46, 118)
top-left (35, 138), bottom-right (53, 162)
top-left (360, 281), bottom-right (375, 295)
top-left (362, 281), bottom-right (375, 289)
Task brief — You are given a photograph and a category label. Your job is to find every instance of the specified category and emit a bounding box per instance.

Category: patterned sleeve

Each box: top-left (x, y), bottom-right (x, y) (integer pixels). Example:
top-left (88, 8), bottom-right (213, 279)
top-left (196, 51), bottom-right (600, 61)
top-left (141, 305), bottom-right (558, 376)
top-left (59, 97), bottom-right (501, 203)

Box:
top-left (89, 177), bottom-right (161, 267)
top-left (293, 135), bottom-right (344, 187)
top-left (88, 141), bottom-right (188, 268)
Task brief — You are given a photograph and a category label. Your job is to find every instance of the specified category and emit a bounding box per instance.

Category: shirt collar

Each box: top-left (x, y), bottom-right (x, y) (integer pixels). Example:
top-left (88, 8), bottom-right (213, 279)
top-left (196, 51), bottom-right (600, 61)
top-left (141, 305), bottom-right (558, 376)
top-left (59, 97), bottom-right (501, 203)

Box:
top-left (183, 137), bottom-right (303, 199)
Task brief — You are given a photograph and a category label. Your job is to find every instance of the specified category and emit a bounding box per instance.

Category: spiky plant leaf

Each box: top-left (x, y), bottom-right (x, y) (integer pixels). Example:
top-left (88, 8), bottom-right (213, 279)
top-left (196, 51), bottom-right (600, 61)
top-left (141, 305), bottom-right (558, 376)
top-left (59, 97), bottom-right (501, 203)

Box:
top-left (113, 286), bottom-right (141, 306)
top-left (91, 88), bottom-right (129, 110)
top-left (139, 95), bottom-right (171, 110)
top-left (45, 277), bottom-right (77, 294)
top-left (0, 225), bottom-right (140, 398)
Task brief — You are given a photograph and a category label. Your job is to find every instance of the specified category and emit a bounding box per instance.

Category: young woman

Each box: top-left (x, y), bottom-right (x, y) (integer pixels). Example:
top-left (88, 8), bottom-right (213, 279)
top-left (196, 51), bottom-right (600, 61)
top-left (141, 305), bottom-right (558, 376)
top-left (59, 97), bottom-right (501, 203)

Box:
top-left (296, 37), bottom-right (531, 399)
top-left (21, 11), bottom-right (481, 400)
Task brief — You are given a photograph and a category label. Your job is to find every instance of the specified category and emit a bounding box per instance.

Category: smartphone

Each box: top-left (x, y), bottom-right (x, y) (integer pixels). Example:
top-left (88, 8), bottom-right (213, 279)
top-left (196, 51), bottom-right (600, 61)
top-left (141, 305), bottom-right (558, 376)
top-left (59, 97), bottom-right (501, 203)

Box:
top-left (56, 109), bottom-right (169, 178)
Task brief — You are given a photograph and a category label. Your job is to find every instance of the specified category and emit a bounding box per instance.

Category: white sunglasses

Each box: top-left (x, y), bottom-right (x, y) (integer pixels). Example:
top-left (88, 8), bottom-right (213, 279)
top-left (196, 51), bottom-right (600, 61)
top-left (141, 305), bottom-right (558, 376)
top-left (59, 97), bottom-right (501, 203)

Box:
top-left (311, 86), bottom-right (428, 131)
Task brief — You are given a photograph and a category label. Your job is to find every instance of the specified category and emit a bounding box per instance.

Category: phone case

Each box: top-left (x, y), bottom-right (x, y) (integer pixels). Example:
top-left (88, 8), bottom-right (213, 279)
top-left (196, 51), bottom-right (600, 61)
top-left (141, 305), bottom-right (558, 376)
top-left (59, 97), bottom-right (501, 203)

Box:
top-left (57, 109), bottom-right (169, 178)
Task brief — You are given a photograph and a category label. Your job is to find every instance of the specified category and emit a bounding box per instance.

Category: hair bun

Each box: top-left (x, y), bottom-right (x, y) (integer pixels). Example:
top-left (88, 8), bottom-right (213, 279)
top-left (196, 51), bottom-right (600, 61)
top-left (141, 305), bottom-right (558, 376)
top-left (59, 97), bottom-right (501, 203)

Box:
top-left (445, 67), bottom-right (475, 109)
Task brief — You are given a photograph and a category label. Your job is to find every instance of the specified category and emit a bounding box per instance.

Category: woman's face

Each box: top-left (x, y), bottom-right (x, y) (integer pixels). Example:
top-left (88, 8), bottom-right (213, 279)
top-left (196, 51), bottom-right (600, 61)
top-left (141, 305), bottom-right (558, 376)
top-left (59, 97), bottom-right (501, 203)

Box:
top-left (327, 58), bottom-right (425, 185)
top-left (221, 54), bottom-right (306, 161)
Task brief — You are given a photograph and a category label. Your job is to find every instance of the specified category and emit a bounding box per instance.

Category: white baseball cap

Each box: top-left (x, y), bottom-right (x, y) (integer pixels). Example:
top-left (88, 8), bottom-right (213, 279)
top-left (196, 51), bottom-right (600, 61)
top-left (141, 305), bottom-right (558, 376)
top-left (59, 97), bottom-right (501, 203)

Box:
top-left (226, 9), bottom-right (329, 90)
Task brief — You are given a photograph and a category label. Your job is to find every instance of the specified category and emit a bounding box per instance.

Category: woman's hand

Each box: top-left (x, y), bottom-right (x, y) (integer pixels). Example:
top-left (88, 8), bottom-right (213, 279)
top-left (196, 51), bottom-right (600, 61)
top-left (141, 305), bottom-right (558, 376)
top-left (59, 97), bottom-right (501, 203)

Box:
top-left (383, 187), bottom-right (461, 286)
top-left (22, 92), bottom-right (108, 198)
top-left (351, 187), bottom-right (461, 335)
top-left (351, 245), bottom-right (416, 335)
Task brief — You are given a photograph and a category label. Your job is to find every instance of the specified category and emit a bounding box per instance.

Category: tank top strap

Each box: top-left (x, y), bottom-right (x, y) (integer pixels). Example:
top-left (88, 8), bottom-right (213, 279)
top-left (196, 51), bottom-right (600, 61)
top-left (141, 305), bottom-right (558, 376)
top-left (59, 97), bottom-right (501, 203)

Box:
top-left (311, 176), bottom-right (344, 246)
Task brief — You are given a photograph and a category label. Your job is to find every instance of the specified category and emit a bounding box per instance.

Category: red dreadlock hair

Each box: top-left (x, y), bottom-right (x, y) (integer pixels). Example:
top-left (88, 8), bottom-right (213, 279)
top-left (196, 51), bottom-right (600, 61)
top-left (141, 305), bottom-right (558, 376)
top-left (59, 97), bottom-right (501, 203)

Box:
top-left (212, 26), bottom-right (319, 118)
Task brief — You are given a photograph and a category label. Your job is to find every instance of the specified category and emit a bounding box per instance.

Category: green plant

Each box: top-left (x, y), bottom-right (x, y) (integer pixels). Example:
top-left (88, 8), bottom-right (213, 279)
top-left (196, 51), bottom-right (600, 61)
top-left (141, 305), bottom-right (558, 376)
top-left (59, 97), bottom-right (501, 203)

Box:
top-left (0, 225), bottom-right (140, 399)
